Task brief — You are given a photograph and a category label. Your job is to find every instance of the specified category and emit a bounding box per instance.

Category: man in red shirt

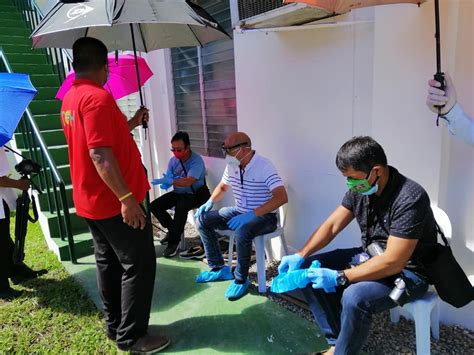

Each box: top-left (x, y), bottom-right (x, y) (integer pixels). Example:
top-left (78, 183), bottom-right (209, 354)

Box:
top-left (60, 37), bottom-right (169, 353)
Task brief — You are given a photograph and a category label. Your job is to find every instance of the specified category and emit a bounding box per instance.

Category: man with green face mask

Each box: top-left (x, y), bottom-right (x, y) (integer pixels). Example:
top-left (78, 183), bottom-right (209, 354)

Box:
top-left (278, 136), bottom-right (438, 355)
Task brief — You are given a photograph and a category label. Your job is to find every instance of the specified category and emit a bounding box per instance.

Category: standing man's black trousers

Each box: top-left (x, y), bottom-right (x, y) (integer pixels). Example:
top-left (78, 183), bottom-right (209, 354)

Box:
top-left (149, 187), bottom-right (210, 245)
top-left (85, 213), bottom-right (156, 349)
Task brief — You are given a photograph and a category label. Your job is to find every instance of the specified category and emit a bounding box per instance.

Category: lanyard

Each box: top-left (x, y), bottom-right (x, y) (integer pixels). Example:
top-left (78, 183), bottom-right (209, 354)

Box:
top-left (239, 166), bottom-right (244, 188)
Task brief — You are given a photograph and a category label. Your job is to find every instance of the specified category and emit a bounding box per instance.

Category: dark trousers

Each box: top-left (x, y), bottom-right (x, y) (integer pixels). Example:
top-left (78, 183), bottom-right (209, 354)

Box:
top-left (85, 214), bottom-right (156, 349)
top-left (149, 188), bottom-right (210, 245)
top-left (0, 201), bottom-right (14, 290)
top-left (301, 248), bottom-right (429, 355)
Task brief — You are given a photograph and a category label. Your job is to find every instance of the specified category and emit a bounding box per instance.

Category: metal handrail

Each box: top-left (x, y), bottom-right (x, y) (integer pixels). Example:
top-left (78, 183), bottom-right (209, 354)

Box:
top-left (1, 48), bottom-right (77, 263)
top-left (13, 0), bottom-right (73, 82)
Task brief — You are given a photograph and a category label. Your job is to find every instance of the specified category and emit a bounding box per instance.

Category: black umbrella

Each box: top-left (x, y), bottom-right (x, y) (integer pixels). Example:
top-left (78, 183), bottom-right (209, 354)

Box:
top-left (31, 0), bottom-right (230, 137)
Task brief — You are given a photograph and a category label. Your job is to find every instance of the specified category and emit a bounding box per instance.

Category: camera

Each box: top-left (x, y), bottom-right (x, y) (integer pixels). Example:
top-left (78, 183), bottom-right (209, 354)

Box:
top-left (366, 241), bottom-right (408, 305)
top-left (15, 159), bottom-right (42, 177)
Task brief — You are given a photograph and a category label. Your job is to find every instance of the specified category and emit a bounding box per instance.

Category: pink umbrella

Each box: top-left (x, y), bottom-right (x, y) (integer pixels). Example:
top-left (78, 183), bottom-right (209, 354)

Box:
top-left (56, 54), bottom-right (153, 101)
top-left (283, 0), bottom-right (426, 13)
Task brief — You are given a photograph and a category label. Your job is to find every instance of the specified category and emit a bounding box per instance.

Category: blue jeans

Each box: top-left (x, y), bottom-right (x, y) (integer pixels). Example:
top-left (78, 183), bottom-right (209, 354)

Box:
top-left (196, 207), bottom-right (277, 281)
top-left (301, 247), bottom-right (429, 355)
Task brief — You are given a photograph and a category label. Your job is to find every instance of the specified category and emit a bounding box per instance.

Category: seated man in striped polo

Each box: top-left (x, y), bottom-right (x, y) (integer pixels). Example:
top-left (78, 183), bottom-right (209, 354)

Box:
top-left (194, 132), bottom-right (288, 300)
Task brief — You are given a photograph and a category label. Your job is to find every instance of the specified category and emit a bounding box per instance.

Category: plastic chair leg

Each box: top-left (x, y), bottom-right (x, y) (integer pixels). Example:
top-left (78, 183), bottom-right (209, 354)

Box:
top-left (414, 304), bottom-right (432, 355)
top-left (389, 307), bottom-right (401, 323)
top-left (254, 237), bottom-right (267, 293)
top-left (280, 233), bottom-right (289, 255)
top-left (431, 299), bottom-right (440, 340)
top-left (227, 235), bottom-right (234, 267)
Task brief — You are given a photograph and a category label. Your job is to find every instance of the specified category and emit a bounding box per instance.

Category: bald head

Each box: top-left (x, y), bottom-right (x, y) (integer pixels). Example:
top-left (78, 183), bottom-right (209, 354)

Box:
top-left (224, 132), bottom-right (251, 148)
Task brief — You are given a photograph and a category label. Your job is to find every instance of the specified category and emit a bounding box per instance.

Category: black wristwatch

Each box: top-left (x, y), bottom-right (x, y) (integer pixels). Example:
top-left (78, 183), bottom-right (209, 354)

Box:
top-left (336, 270), bottom-right (348, 286)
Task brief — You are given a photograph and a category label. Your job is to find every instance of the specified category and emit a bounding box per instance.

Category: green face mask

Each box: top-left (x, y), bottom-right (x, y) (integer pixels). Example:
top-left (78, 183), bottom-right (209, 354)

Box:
top-left (346, 170), bottom-right (379, 195)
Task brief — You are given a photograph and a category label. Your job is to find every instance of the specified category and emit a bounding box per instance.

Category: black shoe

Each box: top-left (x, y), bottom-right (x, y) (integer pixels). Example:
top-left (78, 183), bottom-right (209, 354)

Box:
top-left (11, 264), bottom-right (48, 284)
top-left (163, 244), bottom-right (179, 258)
top-left (0, 287), bottom-right (23, 301)
top-left (160, 233), bottom-right (171, 245)
top-left (118, 334), bottom-right (171, 353)
top-left (179, 246), bottom-right (205, 260)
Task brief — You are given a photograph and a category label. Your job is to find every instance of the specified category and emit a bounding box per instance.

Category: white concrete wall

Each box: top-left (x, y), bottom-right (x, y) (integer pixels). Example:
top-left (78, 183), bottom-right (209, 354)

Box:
top-left (231, 1), bottom-right (473, 328)
top-left (144, 1), bottom-right (473, 329)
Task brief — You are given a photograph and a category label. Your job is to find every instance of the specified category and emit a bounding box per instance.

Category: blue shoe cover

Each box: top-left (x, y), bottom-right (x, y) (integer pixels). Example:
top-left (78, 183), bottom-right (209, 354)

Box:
top-left (225, 279), bottom-right (250, 300)
top-left (195, 266), bottom-right (233, 283)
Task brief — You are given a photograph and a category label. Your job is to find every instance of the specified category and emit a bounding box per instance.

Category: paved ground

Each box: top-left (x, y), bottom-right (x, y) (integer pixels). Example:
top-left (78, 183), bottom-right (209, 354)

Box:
top-left (63, 243), bottom-right (328, 354)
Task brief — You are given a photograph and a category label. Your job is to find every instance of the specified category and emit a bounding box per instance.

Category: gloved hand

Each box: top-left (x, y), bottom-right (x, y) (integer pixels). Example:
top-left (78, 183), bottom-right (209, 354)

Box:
top-left (159, 183), bottom-right (172, 190)
top-left (278, 253), bottom-right (304, 274)
top-left (307, 267), bottom-right (338, 293)
top-left (151, 172), bottom-right (173, 186)
top-left (227, 211), bottom-right (256, 230)
top-left (194, 200), bottom-right (214, 218)
top-left (427, 72), bottom-right (457, 115)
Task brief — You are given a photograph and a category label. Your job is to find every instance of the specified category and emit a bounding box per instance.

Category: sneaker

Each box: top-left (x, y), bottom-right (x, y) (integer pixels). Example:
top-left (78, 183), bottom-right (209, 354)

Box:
top-left (179, 246), bottom-right (205, 260)
top-left (119, 334), bottom-right (171, 353)
top-left (160, 233), bottom-right (171, 245)
top-left (0, 287), bottom-right (23, 301)
top-left (163, 243), bottom-right (179, 258)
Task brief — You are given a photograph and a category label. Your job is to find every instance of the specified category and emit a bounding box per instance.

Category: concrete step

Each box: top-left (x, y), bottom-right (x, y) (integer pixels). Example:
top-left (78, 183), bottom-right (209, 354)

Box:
top-left (29, 100), bottom-right (62, 115)
top-left (23, 144), bottom-right (69, 167)
top-left (44, 230), bottom-right (94, 262)
top-left (15, 129), bottom-right (66, 149)
top-left (0, 11), bottom-right (21, 21)
top-left (11, 63), bottom-right (54, 75)
top-left (34, 113), bottom-right (62, 131)
top-left (30, 74), bottom-right (60, 88)
top-left (38, 182), bottom-right (73, 212)
top-left (35, 87), bottom-right (59, 101)
top-left (42, 207), bottom-right (89, 239)
top-left (6, 53), bottom-right (48, 65)
top-left (0, 34), bottom-right (31, 45)
top-left (0, 18), bottom-right (27, 28)
top-left (1, 44), bottom-right (38, 54)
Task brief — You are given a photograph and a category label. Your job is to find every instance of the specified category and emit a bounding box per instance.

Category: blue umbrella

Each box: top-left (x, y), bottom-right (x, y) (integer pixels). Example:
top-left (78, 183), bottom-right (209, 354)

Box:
top-left (0, 73), bottom-right (37, 147)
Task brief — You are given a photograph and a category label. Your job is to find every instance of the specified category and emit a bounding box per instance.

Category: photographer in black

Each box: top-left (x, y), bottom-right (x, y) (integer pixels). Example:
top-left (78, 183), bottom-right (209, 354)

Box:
top-left (0, 145), bottom-right (46, 301)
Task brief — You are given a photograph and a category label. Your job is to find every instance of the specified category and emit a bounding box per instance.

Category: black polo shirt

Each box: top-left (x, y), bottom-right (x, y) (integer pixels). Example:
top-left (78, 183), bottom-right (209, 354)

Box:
top-left (341, 166), bottom-right (438, 275)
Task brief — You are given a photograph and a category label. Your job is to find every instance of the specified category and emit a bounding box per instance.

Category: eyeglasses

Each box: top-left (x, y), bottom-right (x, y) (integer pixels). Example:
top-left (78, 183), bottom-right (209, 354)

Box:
top-left (221, 142), bottom-right (248, 156)
top-left (170, 147), bottom-right (186, 153)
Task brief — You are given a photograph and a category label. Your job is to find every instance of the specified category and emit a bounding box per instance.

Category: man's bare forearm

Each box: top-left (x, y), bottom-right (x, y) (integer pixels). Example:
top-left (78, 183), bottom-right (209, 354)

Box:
top-left (89, 147), bottom-right (130, 199)
top-left (209, 182), bottom-right (228, 203)
top-left (254, 186), bottom-right (288, 217)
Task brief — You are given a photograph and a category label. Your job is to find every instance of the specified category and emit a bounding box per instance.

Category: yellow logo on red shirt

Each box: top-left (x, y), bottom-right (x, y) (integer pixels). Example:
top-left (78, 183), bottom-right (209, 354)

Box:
top-left (61, 110), bottom-right (75, 126)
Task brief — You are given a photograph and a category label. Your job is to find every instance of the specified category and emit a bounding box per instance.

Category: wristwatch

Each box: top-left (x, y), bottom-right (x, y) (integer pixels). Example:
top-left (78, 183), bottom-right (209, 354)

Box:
top-left (336, 270), bottom-right (348, 286)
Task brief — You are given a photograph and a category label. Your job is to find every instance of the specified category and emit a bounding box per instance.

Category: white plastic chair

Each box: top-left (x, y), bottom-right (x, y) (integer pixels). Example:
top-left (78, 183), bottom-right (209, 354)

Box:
top-left (217, 204), bottom-right (289, 293)
top-left (389, 205), bottom-right (450, 355)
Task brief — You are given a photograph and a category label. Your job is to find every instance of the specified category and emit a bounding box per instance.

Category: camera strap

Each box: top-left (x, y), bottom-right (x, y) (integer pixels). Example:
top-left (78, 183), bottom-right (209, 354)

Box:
top-left (3, 145), bottom-right (27, 159)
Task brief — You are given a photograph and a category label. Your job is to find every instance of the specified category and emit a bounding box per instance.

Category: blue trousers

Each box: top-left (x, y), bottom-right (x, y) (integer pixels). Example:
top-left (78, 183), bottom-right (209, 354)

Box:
top-left (301, 247), bottom-right (429, 355)
top-left (196, 207), bottom-right (277, 281)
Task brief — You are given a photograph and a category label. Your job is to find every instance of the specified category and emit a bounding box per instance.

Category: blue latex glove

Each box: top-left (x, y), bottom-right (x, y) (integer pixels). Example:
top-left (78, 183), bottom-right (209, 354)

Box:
top-left (307, 267), bottom-right (338, 293)
top-left (151, 172), bottom-right (173, 186)
top-left (194, 200), bottom-right (214, 218)
top-left (159, 183), bottom-right (172, 190)
top-left (271, 269), bottom-right (310, 293)
top-left (278, 253), bottom-right (304, 274)
top-left (227, 211), bottom-right (256, 230)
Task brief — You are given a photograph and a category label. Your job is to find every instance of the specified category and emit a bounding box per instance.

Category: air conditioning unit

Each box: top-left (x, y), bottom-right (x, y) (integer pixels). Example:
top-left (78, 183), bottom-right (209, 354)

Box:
top-left (237, 0), bottom-right (333, 29)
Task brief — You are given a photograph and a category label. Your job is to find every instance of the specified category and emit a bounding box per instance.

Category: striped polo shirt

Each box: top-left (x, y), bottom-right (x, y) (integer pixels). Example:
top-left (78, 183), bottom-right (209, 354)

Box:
top-left (221, 152), bottom-right (284, 213)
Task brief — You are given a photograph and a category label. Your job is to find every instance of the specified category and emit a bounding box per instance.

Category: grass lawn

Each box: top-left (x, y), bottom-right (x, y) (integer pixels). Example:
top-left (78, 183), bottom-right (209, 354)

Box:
top-left (0, 213), bottom-right (117, 353)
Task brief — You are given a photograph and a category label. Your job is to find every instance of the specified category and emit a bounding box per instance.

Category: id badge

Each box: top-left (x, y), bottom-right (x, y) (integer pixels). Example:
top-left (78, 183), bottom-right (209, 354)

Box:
top-left (241, 195), bottom-right (247, 207)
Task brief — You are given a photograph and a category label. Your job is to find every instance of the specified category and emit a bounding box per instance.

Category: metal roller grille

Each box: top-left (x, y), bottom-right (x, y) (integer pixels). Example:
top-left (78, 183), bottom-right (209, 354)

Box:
top-left (238, 0), bottom-right (286, 20)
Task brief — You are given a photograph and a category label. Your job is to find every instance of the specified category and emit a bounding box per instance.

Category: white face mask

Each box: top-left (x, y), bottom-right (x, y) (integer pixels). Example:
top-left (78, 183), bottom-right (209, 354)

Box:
top-left (225, 154), bottom-right (240, 166)
top-left (225, 148), bottom-right (252, 167)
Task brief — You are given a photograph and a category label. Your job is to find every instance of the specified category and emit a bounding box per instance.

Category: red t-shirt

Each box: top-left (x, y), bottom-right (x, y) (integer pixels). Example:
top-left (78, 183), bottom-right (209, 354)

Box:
top-left (60, 79), bottom-right (149, 220)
